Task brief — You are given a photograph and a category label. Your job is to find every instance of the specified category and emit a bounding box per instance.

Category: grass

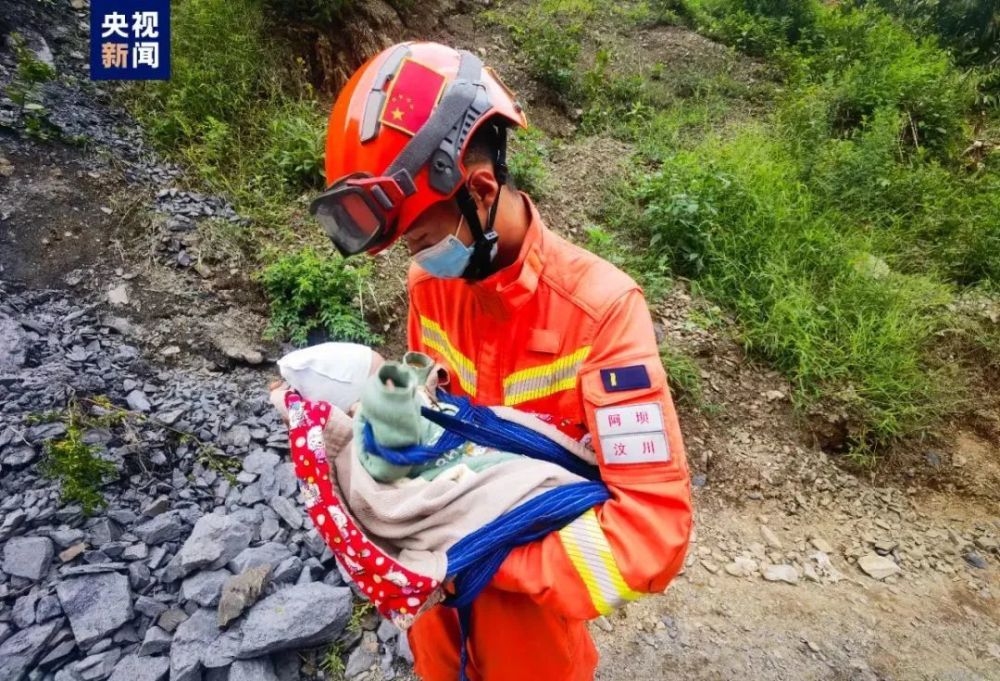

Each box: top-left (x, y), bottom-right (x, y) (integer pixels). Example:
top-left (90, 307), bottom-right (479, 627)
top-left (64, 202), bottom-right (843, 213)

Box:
top-left (488, 0), bottom-right (999, 453)
top-left (123, 0), bottom-right (380, 346)
top-left (319, 642), bottom-right (346, 679)
top-left (660, 345), bottom-right (706, 406)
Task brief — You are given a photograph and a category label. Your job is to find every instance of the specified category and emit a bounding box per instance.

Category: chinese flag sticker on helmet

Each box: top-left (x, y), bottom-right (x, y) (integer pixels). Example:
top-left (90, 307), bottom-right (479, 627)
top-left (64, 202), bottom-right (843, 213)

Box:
top-left (378, 58), bottom-right (448, 137)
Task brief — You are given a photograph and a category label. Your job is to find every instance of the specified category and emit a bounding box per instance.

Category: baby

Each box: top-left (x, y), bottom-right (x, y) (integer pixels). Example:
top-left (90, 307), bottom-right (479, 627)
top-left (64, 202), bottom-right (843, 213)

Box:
top-left (274, 342), bottom-right (518, 483)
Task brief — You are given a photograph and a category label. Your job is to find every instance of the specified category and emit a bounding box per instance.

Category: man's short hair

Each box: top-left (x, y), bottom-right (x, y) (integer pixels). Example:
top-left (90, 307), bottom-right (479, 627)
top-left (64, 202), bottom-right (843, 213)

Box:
top-left (462, 121), bottom-right (516, 188)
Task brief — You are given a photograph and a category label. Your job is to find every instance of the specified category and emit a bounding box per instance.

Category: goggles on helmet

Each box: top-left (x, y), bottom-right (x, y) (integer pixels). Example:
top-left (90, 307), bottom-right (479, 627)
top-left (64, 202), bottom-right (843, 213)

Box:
top-left (312, 49), bottom-right (492, 257)
top-left (308, 171), bottom-right (416, 257)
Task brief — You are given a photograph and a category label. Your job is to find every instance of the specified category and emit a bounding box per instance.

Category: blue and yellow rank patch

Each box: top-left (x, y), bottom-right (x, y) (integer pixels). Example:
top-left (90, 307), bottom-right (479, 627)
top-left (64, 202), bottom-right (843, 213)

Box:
top-left (600, 365), bottom-right (651, 393)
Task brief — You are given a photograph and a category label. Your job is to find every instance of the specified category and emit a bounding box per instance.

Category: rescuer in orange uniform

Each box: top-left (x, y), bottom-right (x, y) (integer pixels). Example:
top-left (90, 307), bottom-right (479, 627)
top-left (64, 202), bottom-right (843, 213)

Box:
top-left (310, 41), bottom-right (692, 681)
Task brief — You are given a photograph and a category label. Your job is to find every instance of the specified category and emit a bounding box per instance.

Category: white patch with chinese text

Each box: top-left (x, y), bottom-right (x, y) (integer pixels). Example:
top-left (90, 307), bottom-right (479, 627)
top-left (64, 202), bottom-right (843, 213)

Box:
top-left (595, 402), bottom-right (664, 436)
top-left (600, 431), bottom-right (670, 464)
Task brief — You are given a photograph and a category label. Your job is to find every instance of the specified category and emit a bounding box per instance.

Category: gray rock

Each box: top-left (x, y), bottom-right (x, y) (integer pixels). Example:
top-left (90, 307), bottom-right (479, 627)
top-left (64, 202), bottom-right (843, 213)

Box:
top-left (237, 583), bottom-right (352, 657)
top-left (13, 591), bottom-right (40, 628)
top-left (0, 510), bottom-right (26, 540)
top-left (177, 514), bottom-right (252, 575)
top-left (57, 573), bottom-right (134, 648)
top-left (201, 628), bottom-right (241, 668)
top-left (0, 314), bottom-right (28, 371)
top-left (142, 496), bottom-right (171, 517)
top-left (273, 651), bottom-right (301, 681)
top-left (218, 565), bottom-right (272, 628)
top-left (48, 528), bottom-right (86, 549)
top-left (134, 596), bottom-right (169, 619)
top-left (242, 450), bottom-right (279, 475)
top-left (60, 563), bottom-right (127, 577)
top-left (345, 632), bottom-right (379, 679)
top-left (138, 626), bottom-right (172, 657)
top-left (963, 551), bottom-right (987, 569)
top-left (1, 446), bottom-right (37, 468)
top-left (133, 511), bottom-right (185, 545)
top-left (169, 608), bottom-right (220, 681)
top-left (762, 564), bottom-right (799, 584)
top-left (396, 630), bottom-right (414, 665)
top-left (157, 608), bottom-right (188, 634)
top-left (75, 647), bottom-right (122, 680)
top-left (128, 562), bottom-right (151, 591)
top-left (108, 653), bottom-right (169, 681)
top-left (107, 285), bottom-right (129, 307)
top-left (222, 425), bottom-right (252, 449)
top-left (268, 497), bottom-right (303, 530)
top-left (38, 638), bottom-right (77, 670)
top-left (377, 619), bottom-right (399, 643)
top-left (122, 544), bottom-right (148, 561)
top-left (180, 569), bottom-right (230, 607)
top-left (3, 536), bottom-right (54, 581)
top-left (271, 556), bottom-right (302, 585)
top-left (227, 543), bottom-right (293, 574)
top-left (37, 594), bottom-right (64, 622)
top-left (87, 518), bottom-right (120, 547)
top-left (0, 618), bottom-right (63, 681)
top-left (229, 658), bottom-right (279, 681)
top-left (858, 553), bottom-right (900, 580)
top-left (125, 390), bottom-right (151, 412)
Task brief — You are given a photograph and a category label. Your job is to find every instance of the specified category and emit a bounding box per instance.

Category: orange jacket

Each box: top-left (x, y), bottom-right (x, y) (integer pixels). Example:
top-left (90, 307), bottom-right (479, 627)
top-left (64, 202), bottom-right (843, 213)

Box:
top-left (407, 191), bottom-right (692, 621)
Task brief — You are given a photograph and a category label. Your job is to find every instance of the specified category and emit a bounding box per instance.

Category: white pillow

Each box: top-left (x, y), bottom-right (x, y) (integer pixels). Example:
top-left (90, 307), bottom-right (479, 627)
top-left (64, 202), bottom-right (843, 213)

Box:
top-left (277, 342), bottom-right (373, 412)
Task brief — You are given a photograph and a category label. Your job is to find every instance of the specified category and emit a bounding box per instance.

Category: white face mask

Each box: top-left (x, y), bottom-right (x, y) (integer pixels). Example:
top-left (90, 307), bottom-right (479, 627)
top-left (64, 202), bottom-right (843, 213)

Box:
top-left (277, 342), bottom-right (373, 412)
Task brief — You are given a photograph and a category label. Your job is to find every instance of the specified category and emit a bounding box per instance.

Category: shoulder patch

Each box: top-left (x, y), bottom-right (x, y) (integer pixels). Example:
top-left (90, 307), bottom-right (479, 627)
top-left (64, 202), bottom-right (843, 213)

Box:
top-left (600, 365), bottom-right (651, 393)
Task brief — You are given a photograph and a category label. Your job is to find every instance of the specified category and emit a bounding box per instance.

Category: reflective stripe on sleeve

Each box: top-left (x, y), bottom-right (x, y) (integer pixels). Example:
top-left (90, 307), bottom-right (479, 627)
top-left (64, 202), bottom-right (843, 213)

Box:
top-left (502, 346), bottom-right (590, 406)
top-left (419, 316), bottom-right (477, 396)
top-left (558, 507), bottom-right (640, 615)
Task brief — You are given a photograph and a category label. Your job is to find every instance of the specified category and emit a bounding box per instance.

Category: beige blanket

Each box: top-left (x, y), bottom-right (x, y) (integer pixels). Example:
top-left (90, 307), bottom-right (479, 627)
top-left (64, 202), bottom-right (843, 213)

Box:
top-left (324, 405), bottom-right (596, 582)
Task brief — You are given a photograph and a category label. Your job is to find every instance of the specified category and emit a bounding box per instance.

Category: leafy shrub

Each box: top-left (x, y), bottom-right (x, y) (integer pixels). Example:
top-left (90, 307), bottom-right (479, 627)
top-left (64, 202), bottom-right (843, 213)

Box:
top-left (792, 7), bottom-right (975, 152)
top-left (259, 248), bottom-right (381, 347)
top-left (511, 19), bottom-right (583, 97)
top-left (41, 424), bottom-right (118, 515)
top-left (684, 0), bottom-right (822, 55)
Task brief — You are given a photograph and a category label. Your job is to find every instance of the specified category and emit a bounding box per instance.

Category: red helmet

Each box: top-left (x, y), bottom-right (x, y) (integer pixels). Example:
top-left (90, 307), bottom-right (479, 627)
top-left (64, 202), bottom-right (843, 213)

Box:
top-left (312, 41), bottom-right (527, 258)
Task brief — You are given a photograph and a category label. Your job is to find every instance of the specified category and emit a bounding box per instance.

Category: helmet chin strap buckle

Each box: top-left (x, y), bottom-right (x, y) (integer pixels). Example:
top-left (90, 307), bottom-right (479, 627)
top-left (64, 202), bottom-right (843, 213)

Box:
top-left (454, 184), bottom-right (496, 281)
top-left (455, 122), bottom-right (509, 281)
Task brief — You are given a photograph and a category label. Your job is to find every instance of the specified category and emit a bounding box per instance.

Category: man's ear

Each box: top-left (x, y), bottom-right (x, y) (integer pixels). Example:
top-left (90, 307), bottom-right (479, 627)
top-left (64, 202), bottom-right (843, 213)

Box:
top-left (465, 166), bottom-right (500, 211)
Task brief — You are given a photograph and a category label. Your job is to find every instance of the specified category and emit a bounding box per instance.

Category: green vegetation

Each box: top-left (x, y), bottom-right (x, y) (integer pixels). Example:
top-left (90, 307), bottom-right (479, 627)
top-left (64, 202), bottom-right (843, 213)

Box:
top-left (491, 0), bottom-right (999, 452)
top-left (126, 0), bottom-right (380, 343)
top-left (660, 345), bottom-right (705, 406)
top-left (347, 601), bottom-right (375, 633)
top-left (259, 247), bottom-right (382, 347)
top-left (508, 127), bottom-right (553, 197)
top-left (6, 32), bottom-right (60, 140)
top-left (39, 401), bottom-right (120, 515)
top-left (319, 643), bottom-right (346, 680)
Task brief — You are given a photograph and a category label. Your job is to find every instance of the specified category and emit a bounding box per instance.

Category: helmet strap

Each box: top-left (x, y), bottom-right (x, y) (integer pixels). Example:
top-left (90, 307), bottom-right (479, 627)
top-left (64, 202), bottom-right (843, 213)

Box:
top-left (457, 123), bottom-right (509, 281)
